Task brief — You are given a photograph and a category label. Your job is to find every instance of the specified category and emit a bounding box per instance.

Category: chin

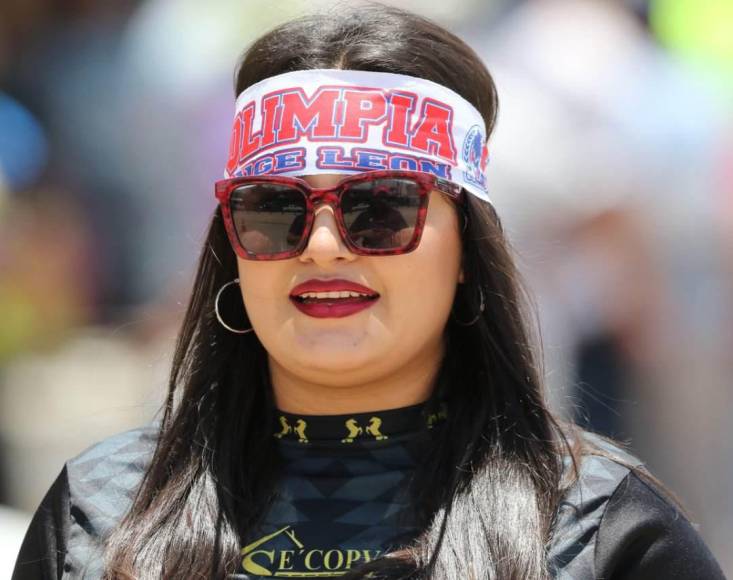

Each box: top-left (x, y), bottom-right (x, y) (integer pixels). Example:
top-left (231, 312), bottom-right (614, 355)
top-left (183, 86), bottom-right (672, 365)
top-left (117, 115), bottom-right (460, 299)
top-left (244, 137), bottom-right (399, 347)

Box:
top-left (291, 336), bottom-right (384, 372)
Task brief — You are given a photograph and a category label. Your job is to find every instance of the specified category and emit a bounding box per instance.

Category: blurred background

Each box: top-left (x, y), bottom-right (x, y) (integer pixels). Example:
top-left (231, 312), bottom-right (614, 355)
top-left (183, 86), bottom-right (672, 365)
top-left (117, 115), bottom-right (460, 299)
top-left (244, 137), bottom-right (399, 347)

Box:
top-left (0, 0), bottom-right (731, 576)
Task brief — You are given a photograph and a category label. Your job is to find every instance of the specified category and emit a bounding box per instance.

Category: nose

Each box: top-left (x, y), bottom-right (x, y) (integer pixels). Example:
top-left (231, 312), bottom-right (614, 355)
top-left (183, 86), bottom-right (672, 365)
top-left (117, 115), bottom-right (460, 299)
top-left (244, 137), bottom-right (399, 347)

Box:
top-left (298, 204), bottom-right (356, 265)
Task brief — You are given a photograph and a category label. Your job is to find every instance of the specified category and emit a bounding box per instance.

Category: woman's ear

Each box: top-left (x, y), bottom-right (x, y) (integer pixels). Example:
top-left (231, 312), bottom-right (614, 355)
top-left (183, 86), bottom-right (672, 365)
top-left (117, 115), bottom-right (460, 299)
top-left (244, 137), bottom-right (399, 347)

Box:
top-left (458, 264), bottom-right (465, 284)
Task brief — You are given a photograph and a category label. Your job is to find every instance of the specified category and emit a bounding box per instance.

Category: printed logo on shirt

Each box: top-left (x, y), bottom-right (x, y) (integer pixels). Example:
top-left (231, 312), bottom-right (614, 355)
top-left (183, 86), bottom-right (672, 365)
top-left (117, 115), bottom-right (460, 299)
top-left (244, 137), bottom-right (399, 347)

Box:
top-left (426, 403), bottom-right (448, 429)
top-left (241, 525), bottom-right (382, 577)
top-left (341, 417), bottom-right (389, 443)
top-left (274, 417), bottom-right (309, 443)
top-left (273, 403), bottom-right (449, 444)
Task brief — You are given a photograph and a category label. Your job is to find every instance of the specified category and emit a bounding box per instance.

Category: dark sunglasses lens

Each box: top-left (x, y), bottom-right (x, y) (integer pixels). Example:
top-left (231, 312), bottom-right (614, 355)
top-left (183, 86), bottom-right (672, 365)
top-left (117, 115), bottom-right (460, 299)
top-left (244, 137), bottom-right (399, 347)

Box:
top-left (341, 178), bottom-right (423, 251)
top-left (229, 184), bottom-right (307, 256)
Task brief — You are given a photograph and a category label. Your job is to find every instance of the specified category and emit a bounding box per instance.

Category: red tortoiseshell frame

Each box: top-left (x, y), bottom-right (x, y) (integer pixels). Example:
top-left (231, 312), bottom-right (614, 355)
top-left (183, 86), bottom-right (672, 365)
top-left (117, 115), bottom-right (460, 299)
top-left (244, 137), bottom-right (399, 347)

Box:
top-left (214, 169), bottom-right (464, 261)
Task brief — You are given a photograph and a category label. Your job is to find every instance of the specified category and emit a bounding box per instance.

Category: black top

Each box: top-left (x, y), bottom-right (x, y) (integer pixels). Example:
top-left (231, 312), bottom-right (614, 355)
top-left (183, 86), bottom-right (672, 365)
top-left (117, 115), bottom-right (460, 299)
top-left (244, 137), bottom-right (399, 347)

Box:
top-left (11, 402), bottom-right (727, 579)
top-left (238, 402), bottom-right (444, 577)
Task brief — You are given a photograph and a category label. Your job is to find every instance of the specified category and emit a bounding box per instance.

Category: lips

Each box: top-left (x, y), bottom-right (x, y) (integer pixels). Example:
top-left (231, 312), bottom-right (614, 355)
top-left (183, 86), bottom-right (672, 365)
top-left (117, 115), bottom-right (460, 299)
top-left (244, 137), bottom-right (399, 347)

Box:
top-left (289, 278), bottom-right (379, 318)
top-left (290, 279), bottom-right (379, 298)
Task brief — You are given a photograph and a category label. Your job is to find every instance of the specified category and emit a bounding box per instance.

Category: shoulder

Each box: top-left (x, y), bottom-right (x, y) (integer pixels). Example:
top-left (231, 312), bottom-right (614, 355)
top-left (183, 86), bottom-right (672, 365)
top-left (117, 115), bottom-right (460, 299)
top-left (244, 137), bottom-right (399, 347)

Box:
top-left (595, 469), bottom-right (726, 579)
top-left (549, 429), bottom-right (725, 580)
top-left (65, 422), bottom-right (158, 525)
top-left (13, 423), bottom-right (159, 580)
top-left (548, 430), bottom-right (641, 577)
top-left (65, 423), bottom-right (158, 577)
top-left (66, 422), bottom-right (158, 488)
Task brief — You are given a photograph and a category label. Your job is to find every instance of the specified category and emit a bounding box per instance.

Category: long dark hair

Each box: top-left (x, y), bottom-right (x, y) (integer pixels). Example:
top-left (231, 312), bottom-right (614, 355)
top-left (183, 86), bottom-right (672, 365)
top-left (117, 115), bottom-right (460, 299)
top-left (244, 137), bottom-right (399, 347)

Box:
top-left (102, 4), bottom-right (664, 578)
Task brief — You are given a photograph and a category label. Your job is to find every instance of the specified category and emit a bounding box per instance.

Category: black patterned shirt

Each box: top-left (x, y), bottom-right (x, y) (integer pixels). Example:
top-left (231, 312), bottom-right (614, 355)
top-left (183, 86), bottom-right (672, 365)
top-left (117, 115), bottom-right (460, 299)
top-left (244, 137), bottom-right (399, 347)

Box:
top-left (11, 403), bottom-right (727, 579)
top-left (236, 402), bottom-right (444, 578)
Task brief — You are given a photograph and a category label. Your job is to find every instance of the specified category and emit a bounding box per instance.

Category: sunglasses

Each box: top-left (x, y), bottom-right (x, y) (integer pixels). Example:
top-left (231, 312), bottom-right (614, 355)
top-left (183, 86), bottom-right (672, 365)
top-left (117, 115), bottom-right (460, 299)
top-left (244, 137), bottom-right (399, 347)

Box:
top-left (214, 170), bottom-right (464, 260)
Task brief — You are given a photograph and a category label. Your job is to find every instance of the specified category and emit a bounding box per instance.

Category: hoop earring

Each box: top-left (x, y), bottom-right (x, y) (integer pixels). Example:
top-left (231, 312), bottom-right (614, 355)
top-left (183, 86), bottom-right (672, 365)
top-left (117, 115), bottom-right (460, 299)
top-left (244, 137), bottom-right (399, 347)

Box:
top-left (451, 285), bottom-right (485, 326)
top-left (215, 278), bottom-right (254, 334)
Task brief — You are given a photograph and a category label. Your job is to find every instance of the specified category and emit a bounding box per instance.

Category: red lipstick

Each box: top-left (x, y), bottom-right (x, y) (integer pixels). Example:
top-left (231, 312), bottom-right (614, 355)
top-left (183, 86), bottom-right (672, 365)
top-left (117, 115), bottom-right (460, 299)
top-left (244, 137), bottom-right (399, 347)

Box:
top-left (289, 279), bottom-right (379, 318)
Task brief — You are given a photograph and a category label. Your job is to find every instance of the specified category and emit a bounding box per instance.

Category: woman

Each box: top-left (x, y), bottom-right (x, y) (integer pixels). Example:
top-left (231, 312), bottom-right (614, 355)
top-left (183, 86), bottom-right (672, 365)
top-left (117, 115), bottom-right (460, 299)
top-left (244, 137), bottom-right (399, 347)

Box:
top-left (12, 4), bottom-right (726, 579)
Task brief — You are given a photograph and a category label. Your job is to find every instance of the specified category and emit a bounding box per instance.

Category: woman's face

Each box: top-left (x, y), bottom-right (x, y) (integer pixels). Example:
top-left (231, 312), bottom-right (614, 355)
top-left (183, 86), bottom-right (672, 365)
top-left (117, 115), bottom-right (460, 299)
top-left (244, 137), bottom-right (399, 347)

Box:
top-left (236, 173), bottom-right (464, 394)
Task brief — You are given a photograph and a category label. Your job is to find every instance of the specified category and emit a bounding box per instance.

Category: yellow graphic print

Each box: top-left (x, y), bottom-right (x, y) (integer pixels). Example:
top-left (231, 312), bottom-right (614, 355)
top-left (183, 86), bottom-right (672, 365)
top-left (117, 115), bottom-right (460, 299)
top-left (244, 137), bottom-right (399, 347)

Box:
top-left (294, 419), bottom-right (309, 443)
top-left (274, 417), bottom-right (292, 439)
top-left (426, 403), bottom-right (448, 429)
top-left (341, 417), bottom-right (388, 443)
top-left (241, 526), bottom-right (382, 577)
top-left (274, 417), bottom-right (309, 443)
top-left (340, 419), bottom-right (363, 443)
top-left (365, 417), bottom-right (388, 440)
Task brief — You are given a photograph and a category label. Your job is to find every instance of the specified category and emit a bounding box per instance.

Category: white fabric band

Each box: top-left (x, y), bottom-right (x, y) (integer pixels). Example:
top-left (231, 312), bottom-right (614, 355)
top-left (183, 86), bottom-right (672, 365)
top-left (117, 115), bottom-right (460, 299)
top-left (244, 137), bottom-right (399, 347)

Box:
top-left (224, 69), bottom-right (491, 203)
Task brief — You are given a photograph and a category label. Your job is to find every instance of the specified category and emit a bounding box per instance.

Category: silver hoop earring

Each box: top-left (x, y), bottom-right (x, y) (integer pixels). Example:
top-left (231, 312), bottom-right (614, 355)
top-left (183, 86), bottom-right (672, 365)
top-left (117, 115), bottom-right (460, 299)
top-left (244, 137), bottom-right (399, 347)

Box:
top-left (451, 285), bottom-right (485, 326)
top-left (215, 278), bottom-right (254, 334)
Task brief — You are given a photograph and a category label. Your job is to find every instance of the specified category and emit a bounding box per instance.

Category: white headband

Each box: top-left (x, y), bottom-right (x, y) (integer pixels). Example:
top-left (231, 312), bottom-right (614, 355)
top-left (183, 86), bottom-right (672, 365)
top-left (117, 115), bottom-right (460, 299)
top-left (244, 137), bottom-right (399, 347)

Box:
top-left (224, 69), bottom-right (491, 204)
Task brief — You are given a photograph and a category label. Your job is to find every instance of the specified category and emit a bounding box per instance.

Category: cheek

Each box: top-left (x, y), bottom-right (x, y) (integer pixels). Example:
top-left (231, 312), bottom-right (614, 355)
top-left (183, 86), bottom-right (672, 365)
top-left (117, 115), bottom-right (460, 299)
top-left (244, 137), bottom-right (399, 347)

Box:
top-left (381, 222), bottom-right (462, 335)
top-left (235, 260), bottom-right (288, 327)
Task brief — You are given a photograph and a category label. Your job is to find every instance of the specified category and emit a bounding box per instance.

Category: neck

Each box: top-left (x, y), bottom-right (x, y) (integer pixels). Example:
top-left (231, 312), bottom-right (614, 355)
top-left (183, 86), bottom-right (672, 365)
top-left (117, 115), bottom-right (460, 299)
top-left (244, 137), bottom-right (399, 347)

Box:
top-left (268, 340), bottom-right (445, 415)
